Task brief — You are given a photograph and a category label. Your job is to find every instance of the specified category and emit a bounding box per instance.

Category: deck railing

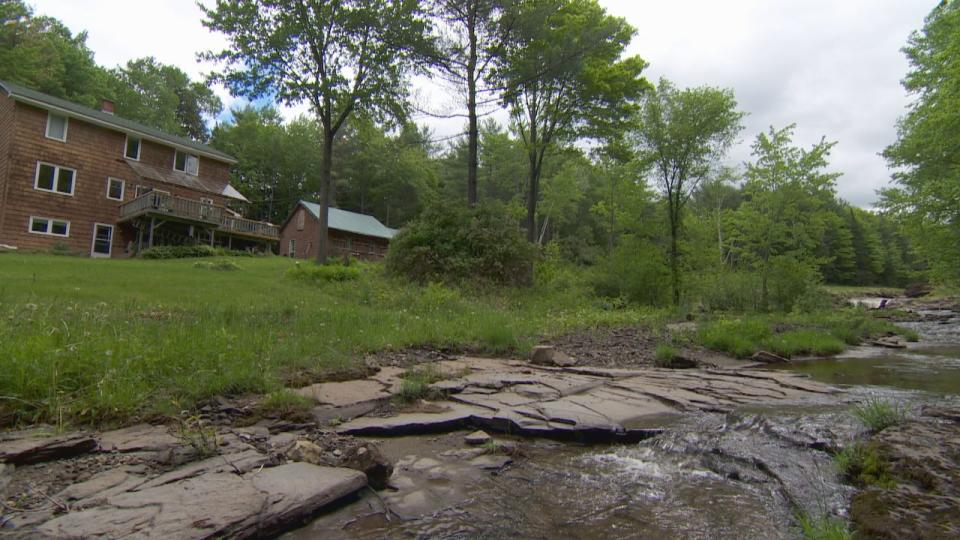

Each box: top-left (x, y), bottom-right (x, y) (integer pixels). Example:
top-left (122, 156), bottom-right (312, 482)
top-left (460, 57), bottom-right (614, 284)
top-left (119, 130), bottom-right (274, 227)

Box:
top-left (119, 192), bottom-right (278, 240)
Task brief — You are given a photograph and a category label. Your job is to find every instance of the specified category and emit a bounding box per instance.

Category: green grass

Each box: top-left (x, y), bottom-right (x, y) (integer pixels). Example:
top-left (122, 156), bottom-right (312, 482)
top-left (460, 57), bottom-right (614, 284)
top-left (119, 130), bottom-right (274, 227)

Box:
top-left (834, 442), bottom-right (896, 488)
top-left (0, 254), bottom-right (662, 427)
top-left (852, 397), bottom-right (905, 433)
top-left (797, 513), bottom-right (853, 540)
top-left (654, 344), bottom-right (681, 367)
top-left (697, 311), bottom-right (919, 358)
top-left (394, 364), bottom-right (448, 403)
top-left (257, 389), bottom-right (314, 421)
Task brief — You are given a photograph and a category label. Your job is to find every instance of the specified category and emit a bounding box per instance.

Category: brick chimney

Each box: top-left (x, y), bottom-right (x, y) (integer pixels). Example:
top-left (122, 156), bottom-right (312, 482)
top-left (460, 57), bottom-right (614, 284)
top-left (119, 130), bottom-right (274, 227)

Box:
top-left (100, 99), bottom-right (115, 115)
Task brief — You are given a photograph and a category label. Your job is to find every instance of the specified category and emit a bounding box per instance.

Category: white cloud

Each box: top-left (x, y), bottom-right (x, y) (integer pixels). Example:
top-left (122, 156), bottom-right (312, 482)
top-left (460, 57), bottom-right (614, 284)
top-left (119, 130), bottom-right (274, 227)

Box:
top-left (29, 0), bottom-right (934, 206)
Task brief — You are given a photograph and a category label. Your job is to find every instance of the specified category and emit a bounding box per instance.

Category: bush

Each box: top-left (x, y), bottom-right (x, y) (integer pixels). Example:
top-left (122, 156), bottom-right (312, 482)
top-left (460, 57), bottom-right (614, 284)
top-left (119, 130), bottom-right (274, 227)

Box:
top-left (194, 259), bottom-right (242, 271)
top-left (140, 245), bottom-right (256, 259)
top-left (590, 235), bottom-right (671, 306)
top-left (691, 257), bottom-right (823, 313)
top-left (286, 261), bottom-right (360, 284)
top-left (386, 202), bottom-right (536, 286)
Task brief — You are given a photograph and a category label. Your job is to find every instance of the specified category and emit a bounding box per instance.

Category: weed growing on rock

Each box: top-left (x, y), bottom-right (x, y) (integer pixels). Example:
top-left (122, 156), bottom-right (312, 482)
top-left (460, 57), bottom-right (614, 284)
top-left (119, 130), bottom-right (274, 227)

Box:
top-left (797, 513), bottom-right (853, 540)
top-left (258, 389), bottom-right (314, 422)
top-left (853, 398), bottom-right (905, 432)
top-left (173, 412), bottom-right (219, 458)
top-left (834, 442), bottom-right (895, 488)
top-left (394, 365), bottom-right (447, 404)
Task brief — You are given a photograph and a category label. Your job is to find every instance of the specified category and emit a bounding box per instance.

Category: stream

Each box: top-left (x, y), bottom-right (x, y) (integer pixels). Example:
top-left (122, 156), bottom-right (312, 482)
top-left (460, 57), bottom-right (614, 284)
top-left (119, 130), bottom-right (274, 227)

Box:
top-left (286, 308), bottom-right (960, 539)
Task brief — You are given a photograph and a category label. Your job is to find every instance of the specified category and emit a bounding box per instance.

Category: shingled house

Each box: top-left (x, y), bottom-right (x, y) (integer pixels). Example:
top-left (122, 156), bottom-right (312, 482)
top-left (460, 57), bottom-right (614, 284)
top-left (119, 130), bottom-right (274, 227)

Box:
top-left (0, 80), bottom-right (277, 257)
top-left (279, 201), bottom-right (397, 260)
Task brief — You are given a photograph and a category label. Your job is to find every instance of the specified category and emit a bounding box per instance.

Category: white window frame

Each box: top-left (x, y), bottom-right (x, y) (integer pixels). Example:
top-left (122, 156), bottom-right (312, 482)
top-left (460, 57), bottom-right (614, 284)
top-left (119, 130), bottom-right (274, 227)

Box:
top-left (28, 216), bottom-right (71, 237)
top-left (288, 239), bottom-right (296, 258)
top-left (90, 223), bottom-right (114, 258)
top-left (124, 135), bottom-right (141, 161)
top-left (200, 197), bottom-right (214, 205)
top-left (174, 150), bottom-right (199, 176)
top-left (45, 112), bottom-right (68, 142)
top-left (106, 177), bottom-right (125, 201)
top-left (33, 161), bottom-right (76, 196)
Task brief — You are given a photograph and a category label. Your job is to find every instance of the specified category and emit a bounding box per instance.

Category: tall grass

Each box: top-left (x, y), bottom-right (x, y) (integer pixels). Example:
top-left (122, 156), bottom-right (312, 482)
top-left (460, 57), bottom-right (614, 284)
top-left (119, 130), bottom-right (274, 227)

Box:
top-left (797, 513), bottom-right (853, 540)
top-left (0, 254), bottom-right (661, 427)
top-left (852, 398), bottom-right (905, 432)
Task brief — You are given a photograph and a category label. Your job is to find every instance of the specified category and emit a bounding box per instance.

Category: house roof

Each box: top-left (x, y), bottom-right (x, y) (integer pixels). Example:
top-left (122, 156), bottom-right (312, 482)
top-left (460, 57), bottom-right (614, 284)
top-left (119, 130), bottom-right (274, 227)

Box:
top-left (125, 159), bottom-right (250, 202)
top-left (0, 79), bottom-right (237, 164)
top-left (299, 201), bottom-right (397, 240)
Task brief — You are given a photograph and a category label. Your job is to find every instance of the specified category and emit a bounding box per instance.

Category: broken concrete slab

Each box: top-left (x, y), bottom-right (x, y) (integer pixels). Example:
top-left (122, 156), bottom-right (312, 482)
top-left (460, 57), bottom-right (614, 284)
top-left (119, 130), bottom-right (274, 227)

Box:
top-left (37, 462), bottom-right (366, 539)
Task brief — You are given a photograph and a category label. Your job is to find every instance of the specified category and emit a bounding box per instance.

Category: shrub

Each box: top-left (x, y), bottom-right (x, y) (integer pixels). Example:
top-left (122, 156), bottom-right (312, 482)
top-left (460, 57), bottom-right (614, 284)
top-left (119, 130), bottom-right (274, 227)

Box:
top-left (140, 245), bottom-right (256, 259)
top-left (852, 398), bottom-right (905, 432)
top-left (386, 202), bottom-right (536, 286)
top-left (590, 235), bottom-right (671, 306)
top-left (286, 261), bottom-right (360, 284)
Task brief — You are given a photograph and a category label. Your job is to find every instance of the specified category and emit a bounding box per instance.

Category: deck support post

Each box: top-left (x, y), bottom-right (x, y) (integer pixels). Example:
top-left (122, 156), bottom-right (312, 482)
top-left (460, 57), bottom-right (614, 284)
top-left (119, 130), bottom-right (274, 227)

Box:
top-left (148, 217), bottom-right (156, 249)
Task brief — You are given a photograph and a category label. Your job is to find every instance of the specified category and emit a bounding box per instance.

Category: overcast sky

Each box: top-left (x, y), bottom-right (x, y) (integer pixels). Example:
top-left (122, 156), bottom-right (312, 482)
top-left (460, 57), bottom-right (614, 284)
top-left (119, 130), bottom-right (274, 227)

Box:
top-left (30, 0), bottom-right (934, 207)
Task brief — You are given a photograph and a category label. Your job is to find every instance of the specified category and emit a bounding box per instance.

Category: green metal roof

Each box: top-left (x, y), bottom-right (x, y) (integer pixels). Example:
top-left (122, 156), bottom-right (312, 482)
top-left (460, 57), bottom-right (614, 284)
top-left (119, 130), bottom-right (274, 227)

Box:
top-left (0, 79), bottom-right (236, 164)
top-left (300, 201), bottom-right (397, 240)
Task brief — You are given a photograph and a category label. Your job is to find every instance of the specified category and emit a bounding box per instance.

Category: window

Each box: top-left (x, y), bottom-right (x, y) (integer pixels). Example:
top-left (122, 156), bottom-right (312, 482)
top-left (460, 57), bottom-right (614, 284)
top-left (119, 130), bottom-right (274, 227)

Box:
top-left (106, 178), bottom-right (125, 201)
top-left (200, 197), bottom-right (214, 205)
top-left (45, 113), bottom-right (68, 141)
top-left (91, 224), bottom-right (113, 257)
top-left (124, 136), bottom-right (141, 160)
top-left (288, 239), bottom-right (296, 258)
top-left (296, 210), bottom-right (305, 231)
top-left (29, 216), bottom-right (70, 237)
top-left (34, 162), bottom-right (76, 195)
top-left (174, 150), bottom-right (199, 176)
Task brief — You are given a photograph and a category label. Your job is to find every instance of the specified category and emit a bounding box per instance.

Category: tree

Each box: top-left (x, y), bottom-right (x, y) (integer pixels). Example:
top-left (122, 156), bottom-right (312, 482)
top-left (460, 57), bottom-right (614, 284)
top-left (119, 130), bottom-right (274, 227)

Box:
top-left (728, 125), bottom-right (839, 308)
top-left (881, 0), bottom-right (960, 283)
top-left (631, 79), bottom-right (744, 305)
top-left (496, 0), bottom-right (649, 243)
top-left (111, 57), bottom-right (222, 141)
top-left (0, 0), bottom-right (111, 108)
top-left (429, 0), bottom-right (506, 205)
top-left (202, 0), bottom-right (431, 263)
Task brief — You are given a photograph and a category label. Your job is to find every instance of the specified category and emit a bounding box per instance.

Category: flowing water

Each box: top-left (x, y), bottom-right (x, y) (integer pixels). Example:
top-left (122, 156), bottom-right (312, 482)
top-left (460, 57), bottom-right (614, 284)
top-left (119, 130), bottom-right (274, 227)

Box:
top-left (287, 308), bottom-right (960, 539)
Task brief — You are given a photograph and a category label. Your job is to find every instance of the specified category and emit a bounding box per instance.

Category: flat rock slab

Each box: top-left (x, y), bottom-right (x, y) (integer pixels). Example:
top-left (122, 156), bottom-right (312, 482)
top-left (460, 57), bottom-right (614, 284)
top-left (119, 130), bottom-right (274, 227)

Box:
top-left (0, 431), bottom-right (97, 465)
top-left (295, 379), bottom-right (391, 407)
top-left (336, 361), bottom-right (833, 442)
top-left (37, 462), bottom-right (366, 539)
top-left (98, 423), bottom-right (180, 453)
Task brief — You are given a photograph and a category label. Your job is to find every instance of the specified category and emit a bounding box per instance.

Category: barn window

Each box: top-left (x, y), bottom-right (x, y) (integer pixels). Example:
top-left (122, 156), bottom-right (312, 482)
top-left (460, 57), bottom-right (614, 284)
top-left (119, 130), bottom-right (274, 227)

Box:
top-left (296, 210), bottom-right (305, 230)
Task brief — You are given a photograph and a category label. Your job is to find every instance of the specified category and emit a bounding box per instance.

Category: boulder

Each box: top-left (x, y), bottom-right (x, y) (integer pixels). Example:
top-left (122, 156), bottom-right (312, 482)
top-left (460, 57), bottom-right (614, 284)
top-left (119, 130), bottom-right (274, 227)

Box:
top-left (338, 443), bottom-right (393, 490)
top-left (750, 350), bottom-right (790, 364)
top-left (530, 345), bottom-right (577, 367)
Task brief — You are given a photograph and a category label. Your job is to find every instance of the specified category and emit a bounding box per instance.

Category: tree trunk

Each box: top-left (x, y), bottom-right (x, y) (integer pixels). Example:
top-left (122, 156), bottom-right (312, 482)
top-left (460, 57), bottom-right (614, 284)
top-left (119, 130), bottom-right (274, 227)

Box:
top-left (315, 128), bottom-right (334, 264)
top-left (525, 155), bottom-right (539, 243)
top-left (669, 202), bottom-right (681, 306)
top-left (466, 3), bottom-right (479, 207)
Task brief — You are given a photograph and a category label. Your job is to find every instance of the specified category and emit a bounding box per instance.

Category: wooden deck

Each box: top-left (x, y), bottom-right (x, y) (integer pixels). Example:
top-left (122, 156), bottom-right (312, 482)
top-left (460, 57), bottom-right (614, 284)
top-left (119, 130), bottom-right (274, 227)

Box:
top-left (118, 192), bottom-right (279, 240)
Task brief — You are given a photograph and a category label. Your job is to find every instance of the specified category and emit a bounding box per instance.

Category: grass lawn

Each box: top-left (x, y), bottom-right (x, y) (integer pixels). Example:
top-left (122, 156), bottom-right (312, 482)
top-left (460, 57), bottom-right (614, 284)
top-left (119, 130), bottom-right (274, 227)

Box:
top-left (0, 253), bottom-right (662, 428)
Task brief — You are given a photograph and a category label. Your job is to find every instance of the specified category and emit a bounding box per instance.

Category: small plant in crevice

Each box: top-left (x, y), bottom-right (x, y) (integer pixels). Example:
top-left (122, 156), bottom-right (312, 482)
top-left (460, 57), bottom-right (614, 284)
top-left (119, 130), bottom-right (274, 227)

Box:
top-left (653, 344), bottom-right (695, 368)
top-left (834, 442), bottom-right (896, 488)
top-left (797, 512), bottom-right (853, 540)
top-left (172, 410), bottom-right (219, 458)
top-left (257, 389), bottom-right (314, 422)
top-left (852, 397), bottom-right (905, 433)
top-left (393, 364), bottom-right (449, 404)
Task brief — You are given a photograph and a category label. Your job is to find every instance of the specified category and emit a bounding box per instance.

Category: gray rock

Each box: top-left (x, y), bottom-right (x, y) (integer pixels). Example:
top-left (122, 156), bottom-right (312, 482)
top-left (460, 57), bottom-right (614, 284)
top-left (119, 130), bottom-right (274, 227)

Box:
top-left (530, 345), bottom-right (577, 367)
top-left (36, 462), bottom-right (365, 539)
top-left (0, 431), bottom-right (97, 465)
top-left (464, 430), bottom-right (492, 446)
top-left (751, 350), bottom-right (790, 364)
top-left (98, 424), bottom-right (179, 453)
top-left (469, 454), bottom-right (512, 471)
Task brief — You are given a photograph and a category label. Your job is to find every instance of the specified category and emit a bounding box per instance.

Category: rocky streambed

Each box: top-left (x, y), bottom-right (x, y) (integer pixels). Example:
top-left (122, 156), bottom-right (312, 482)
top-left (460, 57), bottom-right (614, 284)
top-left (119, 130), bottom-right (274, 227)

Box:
top-left (2, 302), bottom-right (959, 539)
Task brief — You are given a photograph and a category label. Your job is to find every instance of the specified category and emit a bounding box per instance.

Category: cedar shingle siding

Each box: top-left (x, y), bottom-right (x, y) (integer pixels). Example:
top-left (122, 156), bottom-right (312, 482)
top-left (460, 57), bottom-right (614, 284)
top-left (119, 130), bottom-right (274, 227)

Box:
top-left (279, 203), bottom-right (395, 261)
top-left (0, 83), bottom-right (274, 256)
